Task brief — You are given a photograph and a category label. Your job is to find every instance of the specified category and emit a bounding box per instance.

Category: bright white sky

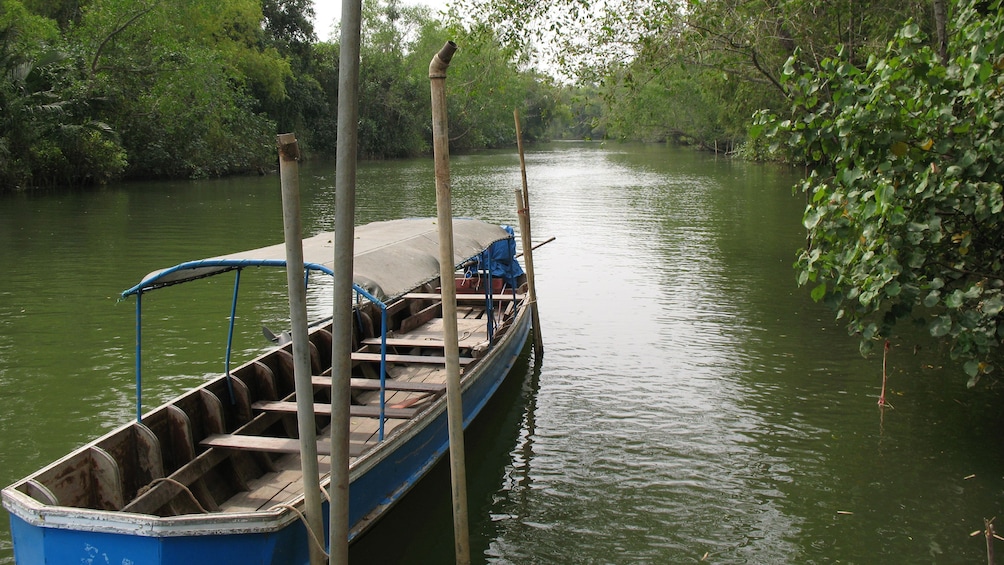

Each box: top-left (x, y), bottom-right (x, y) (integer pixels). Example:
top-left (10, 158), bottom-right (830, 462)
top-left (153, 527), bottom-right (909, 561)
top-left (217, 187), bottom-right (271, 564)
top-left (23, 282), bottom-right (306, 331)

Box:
top-left (312, 0), bottom-right (436, 42)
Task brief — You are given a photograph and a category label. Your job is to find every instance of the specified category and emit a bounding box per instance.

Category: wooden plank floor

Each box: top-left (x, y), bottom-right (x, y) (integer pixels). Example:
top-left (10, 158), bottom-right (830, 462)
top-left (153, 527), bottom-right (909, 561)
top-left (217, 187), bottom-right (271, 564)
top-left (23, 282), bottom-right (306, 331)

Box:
top-left (400, 317), bottom-right (489, 348)
top-left (216, 302), bottom-right (489, 513)
top-left (222, 453), bottom-right (333, 513)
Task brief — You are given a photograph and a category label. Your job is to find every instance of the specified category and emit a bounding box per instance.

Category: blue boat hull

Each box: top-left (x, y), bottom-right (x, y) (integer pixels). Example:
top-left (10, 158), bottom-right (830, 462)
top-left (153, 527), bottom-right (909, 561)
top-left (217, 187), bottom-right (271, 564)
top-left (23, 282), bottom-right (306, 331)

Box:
top-left (9, 517), bottom-right (311, 565)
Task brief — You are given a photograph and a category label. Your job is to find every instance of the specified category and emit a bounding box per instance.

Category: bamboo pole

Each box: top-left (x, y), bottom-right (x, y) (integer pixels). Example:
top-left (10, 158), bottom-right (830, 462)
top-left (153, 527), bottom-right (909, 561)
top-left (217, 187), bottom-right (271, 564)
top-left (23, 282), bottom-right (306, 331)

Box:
top-left (277, 133), bottom-right (325, 565)
top-left (513, 110), bottom-right (543, 354)
top-left (515, 236), bottom-right (556, 259)
top-left (429, 40), bottom-right (471, 565)
top-left (329, 0), bottom-right (363, 562)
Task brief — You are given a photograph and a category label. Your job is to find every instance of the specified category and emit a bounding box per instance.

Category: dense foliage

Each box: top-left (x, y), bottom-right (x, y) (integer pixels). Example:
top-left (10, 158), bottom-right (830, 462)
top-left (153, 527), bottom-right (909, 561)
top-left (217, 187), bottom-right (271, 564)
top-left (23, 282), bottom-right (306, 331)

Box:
top-left (455, 0), bottom-right (940, 151)
top-left (0, 0), bottom-right (561, 189)
top-left (757, 0), bottom-right (1004, 383)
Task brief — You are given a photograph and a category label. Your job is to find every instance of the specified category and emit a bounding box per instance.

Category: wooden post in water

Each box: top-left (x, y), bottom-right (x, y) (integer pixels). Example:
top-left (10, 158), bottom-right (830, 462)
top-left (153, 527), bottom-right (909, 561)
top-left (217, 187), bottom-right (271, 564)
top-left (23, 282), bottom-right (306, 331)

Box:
top-left (329, 0), bottom-right (363, 562)
top-left (277, 133), bottom-right (325, 565)
top-left (985, 517), bottom-right (997, 565)
top-left (513, 110), bottom-right (543, 354)
top-left (429, 40), bottom-right (471, 565)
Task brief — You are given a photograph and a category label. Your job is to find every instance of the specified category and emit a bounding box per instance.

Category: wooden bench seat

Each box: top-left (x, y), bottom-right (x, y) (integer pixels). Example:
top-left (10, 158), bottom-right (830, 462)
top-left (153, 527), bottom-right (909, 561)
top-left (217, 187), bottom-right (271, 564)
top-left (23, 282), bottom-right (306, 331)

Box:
top-left (309, 376), bottom-right (446, 394)
top-left (200, 434), bottom-right (370, 457)
top-left (252, 401), bottom-right (420, 419)
top-left (121, 410), bottom-right (287, 515)
top-left (402, 292), bottom-right (524, 301)
top-left (350, 352), bottom-right (474, 365)
top-left (359, 337), bottom-right (448, 348)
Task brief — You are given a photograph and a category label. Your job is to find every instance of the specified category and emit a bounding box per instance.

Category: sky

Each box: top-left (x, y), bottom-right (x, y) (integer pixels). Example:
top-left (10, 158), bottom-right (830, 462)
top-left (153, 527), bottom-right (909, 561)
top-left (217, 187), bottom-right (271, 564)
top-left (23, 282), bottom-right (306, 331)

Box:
top-left (312, 0), bottom-right (436, 42)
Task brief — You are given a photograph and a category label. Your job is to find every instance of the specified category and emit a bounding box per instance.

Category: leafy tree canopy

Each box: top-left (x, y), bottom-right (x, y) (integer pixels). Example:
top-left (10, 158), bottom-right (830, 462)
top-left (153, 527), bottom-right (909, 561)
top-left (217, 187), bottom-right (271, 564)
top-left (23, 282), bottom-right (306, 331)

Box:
top-left (452, 0), bottom-right (939, 149)
top-left (1, 0), bottom-right (563, 188)
top-left (1, 0), bottom-right (59, 50)
top-left (756, 0), bottom-right (1004, 385)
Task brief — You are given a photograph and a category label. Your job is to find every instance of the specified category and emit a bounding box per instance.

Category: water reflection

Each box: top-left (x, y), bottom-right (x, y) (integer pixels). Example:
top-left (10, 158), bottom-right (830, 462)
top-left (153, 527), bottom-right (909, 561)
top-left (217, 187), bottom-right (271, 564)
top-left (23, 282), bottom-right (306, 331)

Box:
top-left (472, 145), bottom-right (804, 562)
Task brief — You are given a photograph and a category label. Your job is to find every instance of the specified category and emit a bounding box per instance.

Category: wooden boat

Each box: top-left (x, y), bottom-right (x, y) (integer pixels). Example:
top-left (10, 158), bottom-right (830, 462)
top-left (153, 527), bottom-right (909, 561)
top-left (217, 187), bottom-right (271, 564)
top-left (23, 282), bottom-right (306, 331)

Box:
top-left (2, 217), bottom-right (531, 564)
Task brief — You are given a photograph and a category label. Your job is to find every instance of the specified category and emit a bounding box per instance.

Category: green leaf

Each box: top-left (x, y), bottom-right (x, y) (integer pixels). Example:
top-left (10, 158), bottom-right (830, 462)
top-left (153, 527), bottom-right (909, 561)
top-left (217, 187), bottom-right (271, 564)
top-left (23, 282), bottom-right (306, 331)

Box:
top-left (877, 184), bottom-right (895, 207)
top-left (964, 64), bottom-right (978, 87)
top-left (862, 323), bottom-right (878, 340)
top-left (980, 62), bottom-right (993, 83)
top-left (982, 296), bottom-right (1004, 316)
top-left (923, 290), bottom-right (940, 308)
top-left (842, 167), bottom-right (863, 184)
top-left (965, 360), bottom-right (980, 377)
top-left (885, 281), bottom-right (901, 297)
top-left (811, 283), bottom-right (827, 301)
top-left (803, 208), bottom-right (823, 229)
top-left (944, 290), bottom-right (964, 308)
top-left (930, 315), bottom-right (953, 337)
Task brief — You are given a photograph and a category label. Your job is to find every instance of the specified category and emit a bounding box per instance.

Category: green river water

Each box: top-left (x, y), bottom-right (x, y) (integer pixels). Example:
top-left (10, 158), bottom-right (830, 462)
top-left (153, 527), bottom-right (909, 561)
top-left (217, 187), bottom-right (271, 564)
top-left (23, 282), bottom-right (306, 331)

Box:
top-left (2, 143), bottom-right (1004, 563)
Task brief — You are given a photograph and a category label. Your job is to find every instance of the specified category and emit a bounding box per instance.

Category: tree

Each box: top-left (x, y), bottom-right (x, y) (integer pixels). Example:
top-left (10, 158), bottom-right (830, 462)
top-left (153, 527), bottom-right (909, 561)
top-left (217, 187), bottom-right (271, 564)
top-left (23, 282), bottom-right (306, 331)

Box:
top-left (1, 0), bottom-right (125, 189)
top-left (450, 0), bottom-right (939, 149)
top-left (256, 0), bottom-right (326, 153)
top-left (354, 0), bottom-right (431, 158)
top-left (340, 0), bottom-right (558, 158)
top-left (756, 0), bottom-right (1004, 384)
top-left (261, 0), bottom-right (316, 59)
top-left (1, 0), bottom-right (563, 185)
top-left (437, 19), bottom-right (530, 150)
top-left (70, 0), bottom-right (290, 178)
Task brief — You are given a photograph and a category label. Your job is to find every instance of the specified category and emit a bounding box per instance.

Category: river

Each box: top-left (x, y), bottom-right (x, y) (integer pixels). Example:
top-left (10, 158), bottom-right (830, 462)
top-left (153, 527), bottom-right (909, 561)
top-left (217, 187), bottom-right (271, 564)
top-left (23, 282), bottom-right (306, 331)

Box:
top-left (2, 142), bottom-right (1003, 563)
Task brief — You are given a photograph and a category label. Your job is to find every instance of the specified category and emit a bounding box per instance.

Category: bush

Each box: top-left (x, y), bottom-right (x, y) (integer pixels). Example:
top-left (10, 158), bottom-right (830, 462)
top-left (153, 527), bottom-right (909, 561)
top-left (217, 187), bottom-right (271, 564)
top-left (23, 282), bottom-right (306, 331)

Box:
top-left (757, 0), bottom-right (1004, 385)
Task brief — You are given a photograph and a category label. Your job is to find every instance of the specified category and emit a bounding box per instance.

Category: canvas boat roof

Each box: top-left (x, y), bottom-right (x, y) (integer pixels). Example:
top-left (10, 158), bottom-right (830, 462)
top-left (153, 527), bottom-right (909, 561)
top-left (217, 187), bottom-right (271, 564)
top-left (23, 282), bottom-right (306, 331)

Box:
top-left (122, 217), bottom-right (511, 303)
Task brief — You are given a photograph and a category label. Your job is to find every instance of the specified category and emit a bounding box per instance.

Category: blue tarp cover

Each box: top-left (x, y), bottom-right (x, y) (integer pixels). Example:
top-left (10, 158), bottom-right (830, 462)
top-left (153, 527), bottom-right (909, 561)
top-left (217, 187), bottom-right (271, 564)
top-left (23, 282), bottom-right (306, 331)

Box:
top-left (481, 225), bottom-right (525, 284)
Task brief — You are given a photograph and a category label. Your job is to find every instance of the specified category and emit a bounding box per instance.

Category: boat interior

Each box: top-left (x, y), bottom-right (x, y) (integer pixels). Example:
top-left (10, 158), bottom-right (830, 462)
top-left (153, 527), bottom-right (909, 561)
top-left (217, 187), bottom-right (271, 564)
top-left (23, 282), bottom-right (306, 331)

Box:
top-left (13, 275), bottom-right (525, 519)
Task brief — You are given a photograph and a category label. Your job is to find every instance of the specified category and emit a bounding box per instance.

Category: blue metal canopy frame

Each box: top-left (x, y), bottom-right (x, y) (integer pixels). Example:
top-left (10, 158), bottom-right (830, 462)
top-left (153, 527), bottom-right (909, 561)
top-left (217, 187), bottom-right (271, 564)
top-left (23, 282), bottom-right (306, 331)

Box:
top-left (120, 259), bottom-right (390, 425)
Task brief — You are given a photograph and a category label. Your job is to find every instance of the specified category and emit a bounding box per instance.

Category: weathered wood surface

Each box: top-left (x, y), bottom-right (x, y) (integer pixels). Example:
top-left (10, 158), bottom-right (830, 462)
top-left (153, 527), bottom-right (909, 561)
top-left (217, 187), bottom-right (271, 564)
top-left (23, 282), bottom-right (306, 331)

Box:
top-left (359, 337), bottom-right (448, 348)
top-left (251, 400), bottom-right (420, 419)
top-left (350, 352), bottom-right (475, 365)
top-left (402, 292), bottom-right (524, 301)
top-left (310, 376), bottom-right (446, 394)
top-left (200, 434), bottom-right (370, 458)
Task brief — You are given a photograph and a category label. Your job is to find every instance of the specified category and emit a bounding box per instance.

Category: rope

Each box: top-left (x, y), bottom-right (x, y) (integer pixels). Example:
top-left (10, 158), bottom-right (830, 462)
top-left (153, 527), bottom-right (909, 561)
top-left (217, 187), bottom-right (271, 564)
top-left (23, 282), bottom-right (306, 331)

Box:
top-left (140, 478), bottom-right (209, 514)
top-left (277, 503), bottom-right (330, 559)
top-left (142, 479), bottom-right (331, 556)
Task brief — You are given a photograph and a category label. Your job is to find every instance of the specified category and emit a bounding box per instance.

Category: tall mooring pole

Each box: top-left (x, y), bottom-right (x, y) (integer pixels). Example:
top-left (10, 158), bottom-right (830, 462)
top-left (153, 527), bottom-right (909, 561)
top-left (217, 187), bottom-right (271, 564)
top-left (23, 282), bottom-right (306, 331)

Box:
top-left (429, 41), bottom-right (472, 565)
